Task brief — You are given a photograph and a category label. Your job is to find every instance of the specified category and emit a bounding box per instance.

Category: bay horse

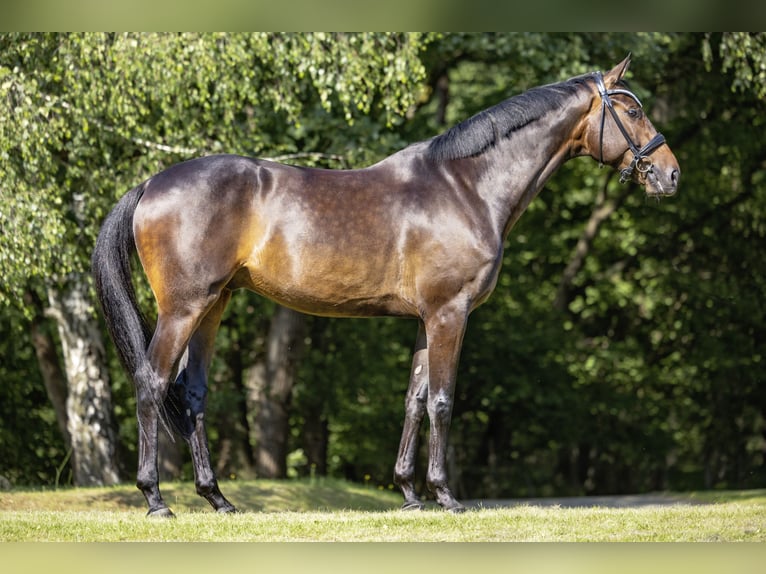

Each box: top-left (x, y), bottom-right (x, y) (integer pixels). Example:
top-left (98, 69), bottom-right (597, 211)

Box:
top-left (92, 56), bottom-right (679, 516)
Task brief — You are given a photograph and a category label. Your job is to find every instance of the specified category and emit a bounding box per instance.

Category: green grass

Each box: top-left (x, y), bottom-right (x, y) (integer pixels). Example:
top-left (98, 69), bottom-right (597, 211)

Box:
top-left (0, 476), bottom-right (401, 513)
top-left (1, 479), bottom-right (765, 542)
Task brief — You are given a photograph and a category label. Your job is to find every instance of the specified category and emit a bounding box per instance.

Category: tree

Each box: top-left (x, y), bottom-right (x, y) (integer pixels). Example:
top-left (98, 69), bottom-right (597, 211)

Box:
top-left (2, 33), bottom-right (765, 498)
top-left (0, 32), bottom-right (432, 485)
top-left (441, 33), bottom-right (766, 495)
top-left (245, 305), bottom-right (307, 478)
top-left (1, 34), bottom-right (128, 485)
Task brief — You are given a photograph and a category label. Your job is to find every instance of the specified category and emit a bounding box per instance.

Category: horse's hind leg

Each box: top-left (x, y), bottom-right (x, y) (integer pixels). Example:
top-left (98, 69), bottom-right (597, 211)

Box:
top-left (393, 320), bottom-right (429, 510)
top-left (137, 287), bottom-right (232, 517)
top-left (168, 289), bottom-right (236, 513)
top-left (136, 309), bottom-right (203, 517)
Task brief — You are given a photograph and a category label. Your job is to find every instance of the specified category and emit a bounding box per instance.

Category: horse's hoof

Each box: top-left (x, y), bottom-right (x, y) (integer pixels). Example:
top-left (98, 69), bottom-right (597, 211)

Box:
top-left (146, 506), bottom-right (175, 518)
top-left (401, 500), bottom-right (426, 511)
top-left (447, 504), bottom-right (467, 514)
top-left (216, 505), bottom-right (238, 514)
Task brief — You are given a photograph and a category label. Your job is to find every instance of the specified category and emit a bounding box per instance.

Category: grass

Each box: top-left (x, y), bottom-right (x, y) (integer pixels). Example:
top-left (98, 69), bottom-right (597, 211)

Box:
top-left (0, 476), bottom-right (401, 514)
top-left (1, 478), bottom-right (765, 542)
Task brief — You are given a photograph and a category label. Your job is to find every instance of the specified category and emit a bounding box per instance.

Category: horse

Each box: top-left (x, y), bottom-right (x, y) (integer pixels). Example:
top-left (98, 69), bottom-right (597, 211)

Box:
top-left (92, 56), bottom-right (679, 517)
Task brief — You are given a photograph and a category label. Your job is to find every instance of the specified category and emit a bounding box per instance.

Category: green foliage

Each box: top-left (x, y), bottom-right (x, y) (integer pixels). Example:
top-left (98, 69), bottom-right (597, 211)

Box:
top-left (0, 33), bottom-right (432, 307)
top-left (441, 33), bottom-right (766, 497)
top-left (0, 306), bottom-right (68, 484)
top-left (294, 316), bottom-right (415, 483)
top-left (1, 33), bottom-right (765, 500)
top-left (0, 31), bottom-right (431, 483)
top-left (705, 32), bottom-right (766, 100)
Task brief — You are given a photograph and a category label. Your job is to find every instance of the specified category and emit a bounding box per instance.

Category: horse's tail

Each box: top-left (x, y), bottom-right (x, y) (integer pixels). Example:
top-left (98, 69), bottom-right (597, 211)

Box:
top-left (92, 184), bottom-right (153, 382)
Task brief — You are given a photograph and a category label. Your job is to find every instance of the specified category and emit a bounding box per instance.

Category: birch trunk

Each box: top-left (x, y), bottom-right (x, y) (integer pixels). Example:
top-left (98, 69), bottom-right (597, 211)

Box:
top-left (47, 277), bottom-right (122, 486)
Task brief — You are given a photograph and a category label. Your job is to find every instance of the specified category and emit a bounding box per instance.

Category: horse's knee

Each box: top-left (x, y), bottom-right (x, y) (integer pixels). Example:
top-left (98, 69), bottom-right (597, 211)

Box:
top-left (427, 391), bottom-right (452, 423)
top-left (404, 396), bottom-right (427, 421)
top-left (403, 376), bottom-right (427, 410)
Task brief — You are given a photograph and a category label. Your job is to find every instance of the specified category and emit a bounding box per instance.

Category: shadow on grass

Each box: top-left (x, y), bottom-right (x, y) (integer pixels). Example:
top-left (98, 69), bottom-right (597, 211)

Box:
top-left (94, 478), bottom-right (401, 513)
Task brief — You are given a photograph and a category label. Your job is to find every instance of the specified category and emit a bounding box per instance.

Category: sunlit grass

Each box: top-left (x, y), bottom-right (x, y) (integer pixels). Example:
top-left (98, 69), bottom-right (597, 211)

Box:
top-left (1, 480), bottom-right (765, 542)
top-left (2, 504), bottom-right (764, 542)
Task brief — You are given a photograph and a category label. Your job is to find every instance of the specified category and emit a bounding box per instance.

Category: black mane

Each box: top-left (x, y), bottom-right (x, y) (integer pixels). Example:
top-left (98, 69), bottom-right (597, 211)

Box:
top-left (427, 74), bottom-right (594, 162)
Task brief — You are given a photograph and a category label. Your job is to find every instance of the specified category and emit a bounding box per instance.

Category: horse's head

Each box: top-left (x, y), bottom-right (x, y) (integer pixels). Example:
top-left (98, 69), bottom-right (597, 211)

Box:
top-left (582, 55), bottom-right (680, 197)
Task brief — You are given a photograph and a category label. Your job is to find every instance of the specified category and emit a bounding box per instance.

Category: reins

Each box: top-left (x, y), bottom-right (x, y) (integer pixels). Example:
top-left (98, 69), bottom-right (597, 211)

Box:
top-left (594, 71), bottom-right (666, 183)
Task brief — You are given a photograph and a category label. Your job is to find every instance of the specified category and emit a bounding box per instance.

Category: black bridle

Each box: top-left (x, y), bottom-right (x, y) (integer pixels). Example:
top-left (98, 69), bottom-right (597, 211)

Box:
top-left (595, 71), bottom-right (666, 184)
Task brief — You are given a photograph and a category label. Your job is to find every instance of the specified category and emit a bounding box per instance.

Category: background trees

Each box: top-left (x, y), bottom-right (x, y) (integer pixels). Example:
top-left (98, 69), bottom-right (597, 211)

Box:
top-left (0, 32), bottom-right (431, 485)
top-left (1, 33), bottom-right (764, 498)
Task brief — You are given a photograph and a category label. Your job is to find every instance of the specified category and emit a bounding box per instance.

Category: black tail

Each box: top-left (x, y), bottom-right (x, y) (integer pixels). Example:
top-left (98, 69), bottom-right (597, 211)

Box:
top-left (92, 184), bottom-right (152, 381)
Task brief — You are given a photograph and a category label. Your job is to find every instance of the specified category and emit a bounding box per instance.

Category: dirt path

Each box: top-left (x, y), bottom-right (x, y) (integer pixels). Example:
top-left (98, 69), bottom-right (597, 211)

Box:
top-left (464, 493), bottom-right (704, 509)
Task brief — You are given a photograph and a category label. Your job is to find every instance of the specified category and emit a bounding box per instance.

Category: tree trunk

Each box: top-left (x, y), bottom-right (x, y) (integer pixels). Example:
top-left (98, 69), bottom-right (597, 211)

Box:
top-left (244, 305), bottom-right (306, 478)
top-left (303, 405), bottom-right (328, 476)
top-left (25, 290), bottom-right (71, 447)
top-left (214, 342), bottom-right (255, 478)
top-left (47, 277), bottom-right (122, 486)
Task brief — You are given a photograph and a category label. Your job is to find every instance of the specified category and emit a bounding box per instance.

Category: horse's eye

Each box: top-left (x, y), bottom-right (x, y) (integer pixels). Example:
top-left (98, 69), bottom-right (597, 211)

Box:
top-left (627, 108), bottom-right (642, 119)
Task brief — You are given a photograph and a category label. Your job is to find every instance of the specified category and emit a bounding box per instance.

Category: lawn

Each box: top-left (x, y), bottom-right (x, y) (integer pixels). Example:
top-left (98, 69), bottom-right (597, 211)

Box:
top-left (1, 478), bottom-right (765, 542)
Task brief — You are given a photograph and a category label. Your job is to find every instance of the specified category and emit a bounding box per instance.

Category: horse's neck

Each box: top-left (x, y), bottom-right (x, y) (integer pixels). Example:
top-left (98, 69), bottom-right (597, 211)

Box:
top-left (477, 99), bottom-right (589, 240)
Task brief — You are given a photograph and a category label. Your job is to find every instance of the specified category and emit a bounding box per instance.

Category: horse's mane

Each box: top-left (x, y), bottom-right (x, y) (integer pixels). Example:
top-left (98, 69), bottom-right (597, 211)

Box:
top-left (427, 74), bottom-right (594, 162)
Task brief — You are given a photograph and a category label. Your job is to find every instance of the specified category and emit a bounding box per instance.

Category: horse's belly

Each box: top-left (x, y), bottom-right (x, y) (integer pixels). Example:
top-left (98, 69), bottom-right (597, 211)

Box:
top-left (233, 247), bottom-right (414, 318)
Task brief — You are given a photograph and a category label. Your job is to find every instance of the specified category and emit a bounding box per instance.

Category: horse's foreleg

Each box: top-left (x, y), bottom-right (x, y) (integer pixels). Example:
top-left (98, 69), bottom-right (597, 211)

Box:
top-left (424, 304), bottom-right (468, 513)
top-left (394, 321), bottom-right (429, 510)
top-left (181, 290), bottom-right (236, 513)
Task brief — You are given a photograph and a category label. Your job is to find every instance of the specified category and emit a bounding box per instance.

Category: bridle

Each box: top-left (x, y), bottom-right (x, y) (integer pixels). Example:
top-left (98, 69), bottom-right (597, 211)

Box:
top-left (594, 71), bottom-right (666, 184)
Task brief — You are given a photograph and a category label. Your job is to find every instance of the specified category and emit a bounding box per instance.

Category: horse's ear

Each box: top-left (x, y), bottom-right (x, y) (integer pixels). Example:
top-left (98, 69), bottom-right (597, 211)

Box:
top-left (604, 54), bottom-right (632, 87)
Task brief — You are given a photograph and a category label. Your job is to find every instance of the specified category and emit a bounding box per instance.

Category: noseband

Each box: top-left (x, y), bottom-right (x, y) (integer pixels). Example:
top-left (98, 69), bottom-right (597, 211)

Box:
top-left (595, 71), bottom-right (666, 184)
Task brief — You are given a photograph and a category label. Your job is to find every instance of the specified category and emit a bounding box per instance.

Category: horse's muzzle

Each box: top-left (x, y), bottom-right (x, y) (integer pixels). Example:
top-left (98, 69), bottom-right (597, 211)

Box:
top-left (645, 166), bottom-right (679, 197)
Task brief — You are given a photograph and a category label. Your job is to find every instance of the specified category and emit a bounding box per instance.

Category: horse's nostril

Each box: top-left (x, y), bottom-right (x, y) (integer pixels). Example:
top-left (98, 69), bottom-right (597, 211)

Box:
top-left (670, 169), bottom-right (679, 186)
